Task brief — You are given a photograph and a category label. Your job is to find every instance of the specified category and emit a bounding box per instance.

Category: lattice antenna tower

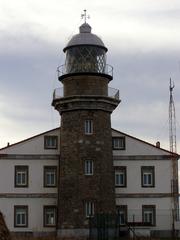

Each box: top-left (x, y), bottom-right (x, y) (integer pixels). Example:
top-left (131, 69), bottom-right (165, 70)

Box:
top-left (169, 78), bottom-right (177, 153)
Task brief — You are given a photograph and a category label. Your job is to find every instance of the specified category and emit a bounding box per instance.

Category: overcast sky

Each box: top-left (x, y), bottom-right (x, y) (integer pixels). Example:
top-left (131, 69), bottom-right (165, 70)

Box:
top-left (0, 0), bottom-right (180, 151)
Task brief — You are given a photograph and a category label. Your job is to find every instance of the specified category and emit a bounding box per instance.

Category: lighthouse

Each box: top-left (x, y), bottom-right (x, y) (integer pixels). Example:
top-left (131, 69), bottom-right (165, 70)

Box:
top-left (52, 14), bottom-right (120, 237)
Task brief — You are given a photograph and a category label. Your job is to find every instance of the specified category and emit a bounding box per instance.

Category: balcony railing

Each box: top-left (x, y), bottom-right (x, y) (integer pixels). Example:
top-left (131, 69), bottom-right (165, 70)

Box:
top-left (57, 64), bottom-right (113, 78)
top-left (53, 87), bottom-right (120, 101)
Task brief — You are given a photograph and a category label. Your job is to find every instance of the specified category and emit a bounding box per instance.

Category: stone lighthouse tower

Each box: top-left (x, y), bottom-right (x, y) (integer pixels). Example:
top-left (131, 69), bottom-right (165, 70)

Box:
top-left (52, 16), bottom-right (120, 237)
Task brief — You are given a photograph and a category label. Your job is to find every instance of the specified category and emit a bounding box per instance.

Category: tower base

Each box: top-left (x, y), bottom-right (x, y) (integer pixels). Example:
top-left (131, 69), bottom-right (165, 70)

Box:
top-left (57, 228), bottom-right (89, 238)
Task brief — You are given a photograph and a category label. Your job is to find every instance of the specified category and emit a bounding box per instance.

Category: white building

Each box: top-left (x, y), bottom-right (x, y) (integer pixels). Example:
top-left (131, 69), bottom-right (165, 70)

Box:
top-left (0, 127), bottom-right (179, 237)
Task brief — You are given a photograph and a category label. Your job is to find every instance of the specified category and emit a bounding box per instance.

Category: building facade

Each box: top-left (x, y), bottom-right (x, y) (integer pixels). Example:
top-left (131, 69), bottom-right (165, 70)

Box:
top-left (0, 22), bottom-right (179, 238)
top-left (0, 128), bottom-right (179, 237)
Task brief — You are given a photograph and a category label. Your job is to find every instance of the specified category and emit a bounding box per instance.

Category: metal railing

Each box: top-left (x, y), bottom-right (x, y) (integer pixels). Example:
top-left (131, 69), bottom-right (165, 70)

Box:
top-left (57, 64), bottom-right (113, 78)
top-left (53, 87), bottom-right (119, 101)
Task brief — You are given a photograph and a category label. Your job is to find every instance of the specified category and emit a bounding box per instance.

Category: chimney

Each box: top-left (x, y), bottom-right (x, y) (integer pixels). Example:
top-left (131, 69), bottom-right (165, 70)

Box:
top-left (156, 141), bottom-right (160, 148)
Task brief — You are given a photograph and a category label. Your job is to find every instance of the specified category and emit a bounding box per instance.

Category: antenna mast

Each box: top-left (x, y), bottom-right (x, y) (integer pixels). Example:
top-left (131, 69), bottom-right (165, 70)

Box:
top-left (169, 78), bottom-right (177, 153)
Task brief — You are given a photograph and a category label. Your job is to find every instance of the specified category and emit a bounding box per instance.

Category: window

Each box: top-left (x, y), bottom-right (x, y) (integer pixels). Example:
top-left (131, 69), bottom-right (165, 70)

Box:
top-left (44, 206), bottom-right (57, 227)
top-left (117, 205), bottom-right (127, 225)
top-left (44, 136), bottom-right (58, 149)
top-left (85, 201), bottom-right (94, 217)
top-left (115, 167), bottom-right (127, 187)
top-left (141, 166), bottom-right (155, 187)
top-left (112, 137), bottom-right (125, 150)
top-left (85, 120), bottom-right (93, 134)
top-left (84, 160), bottom-right (93, 175)
top-left (15, 166), bottom-right (28, 187)
top-left (14, 206), bottom-right (28, 227)
top-left (142, 205), bottom-right (156, 226)
top-left (44, 166), bottom-right (57, 187)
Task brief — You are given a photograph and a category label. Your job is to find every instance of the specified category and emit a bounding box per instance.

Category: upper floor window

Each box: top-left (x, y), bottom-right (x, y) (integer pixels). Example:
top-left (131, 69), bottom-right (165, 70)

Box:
top-left (115, 167), bottom-right (127, 187)
top-left (14, 206), bottom-right (28, 228)
top-left (112, 137), bottom-right (125, 150)
top-left (44, 136), bottom-right (58, 149)
top-left (142, 205), bottom-right (156, 226)
top-left (44, 206), bottom-right (57, 227)
top-left (15, 166), bottom-right (28, 188)
top-left (84, 160), bottom-right (94, 175)
top-left (141, 166), bottom-right (155, 187)
top-left (44, 166), bottom-right (57, 187)
top-left (85, 201), bottom-right (94, 218)
top-left (85, 120), bottom-right (93, 134)
top-left (117, 205), bottom-right (127, 225)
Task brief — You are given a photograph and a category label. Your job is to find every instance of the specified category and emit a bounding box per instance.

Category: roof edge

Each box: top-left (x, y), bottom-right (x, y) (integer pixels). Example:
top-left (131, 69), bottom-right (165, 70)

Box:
top-left (0, 127), bottom-right (60, 151)
top-left (112, 128), bottom-right (179, 158)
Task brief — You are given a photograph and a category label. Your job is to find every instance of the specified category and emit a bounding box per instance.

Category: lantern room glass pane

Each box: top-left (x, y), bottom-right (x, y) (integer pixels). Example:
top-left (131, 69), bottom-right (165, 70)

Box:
top-left (65, 46), bottom-right (106, 74)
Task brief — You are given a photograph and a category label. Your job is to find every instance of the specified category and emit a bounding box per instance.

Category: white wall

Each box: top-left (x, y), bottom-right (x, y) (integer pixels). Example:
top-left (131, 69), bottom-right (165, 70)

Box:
top-left (1, 198), bottom-right (57, 232)
top-left (114, 159), bottom-right (172, 194)
top-left (0, 128), bottom-right (60, 155)
top-left (0, 159), bottom-right (58, 193)
top-left (116, 197), bottom-right (173, 230)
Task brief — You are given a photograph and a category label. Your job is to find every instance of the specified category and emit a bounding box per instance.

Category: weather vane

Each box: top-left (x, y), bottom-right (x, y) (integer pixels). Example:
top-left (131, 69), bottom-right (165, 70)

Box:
top-left (81, 9), bottom-right (90, 23)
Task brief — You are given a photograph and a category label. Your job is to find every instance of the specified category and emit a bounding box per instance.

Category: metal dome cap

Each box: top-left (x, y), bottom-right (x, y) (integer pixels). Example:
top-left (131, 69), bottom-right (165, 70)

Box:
top-left (63, 23), bottom-right (108, 52)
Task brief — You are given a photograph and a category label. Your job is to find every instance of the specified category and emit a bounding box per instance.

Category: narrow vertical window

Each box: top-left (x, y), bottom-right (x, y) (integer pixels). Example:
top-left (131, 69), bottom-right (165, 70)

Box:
top-left (14, 206), bottom-right (28, 227)
top-left (142, 205), bottom-right (156, 226)
top-left (141, 166), bottom-right (155, 187)
top-left (85, 120), bottom-right (93, 134)
top-left (117, 205), bottom-right (127, 225)
top-left (15, 166), bottom-right (28, 187)
top-left (44, 206), bottom-right (57, 227)
top-left (85, 201), bottom-right (94, 217)
top-left (44, 166), bottom-right (57, 187)
top-left (84, 160), bottom-right (94, 175)
top-left (115, 167), bottom-right (127, 187)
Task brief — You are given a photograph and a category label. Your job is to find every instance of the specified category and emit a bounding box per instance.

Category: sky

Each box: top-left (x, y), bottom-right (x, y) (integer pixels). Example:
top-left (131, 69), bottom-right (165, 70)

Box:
top-left (0, 0), bottom-right (180, 151)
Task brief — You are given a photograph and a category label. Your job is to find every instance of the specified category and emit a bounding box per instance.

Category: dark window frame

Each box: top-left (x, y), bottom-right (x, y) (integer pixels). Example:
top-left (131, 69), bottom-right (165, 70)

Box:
top-left (117, 205), bottom-right (128, 226)
top-left (112, 137), bottom-right (126, 150)
top-left (44, 135), bottom-right (58, 149)
top-left (84, 160), bottom-right (94, 176)
top-left (84, 119), bottom-right (93, 135)
top-left (14, 166), bottom-right (29, 188)
top-left (43, 205), bottom-right (57, 227)
top-left (141, 166), bottom-right (155, 188)
top-left (14, 205), bottom-right (28, 228)
top-left (115, 166), bottom-right (127, 188)
top-left (84, 201), bottom-right (95, 218)
top-left (44, 166), bottom-right (57, 188)
top-left (142, 205), bottom-right (156, 226)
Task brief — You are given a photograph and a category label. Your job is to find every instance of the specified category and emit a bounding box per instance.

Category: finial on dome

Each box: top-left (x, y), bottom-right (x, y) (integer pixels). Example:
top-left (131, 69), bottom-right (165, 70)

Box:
top-left (81, 9), bottom-right (90, 24)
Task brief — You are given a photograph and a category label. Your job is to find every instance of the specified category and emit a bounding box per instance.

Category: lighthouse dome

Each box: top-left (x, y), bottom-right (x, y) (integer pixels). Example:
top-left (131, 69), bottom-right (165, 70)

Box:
top-left (63, 23), bottom-right (107, 52)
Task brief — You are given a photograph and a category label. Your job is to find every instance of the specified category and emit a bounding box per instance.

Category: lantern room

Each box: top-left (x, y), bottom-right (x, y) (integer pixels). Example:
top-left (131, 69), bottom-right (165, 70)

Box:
top-left (58, 22), bottom-right (113, 80)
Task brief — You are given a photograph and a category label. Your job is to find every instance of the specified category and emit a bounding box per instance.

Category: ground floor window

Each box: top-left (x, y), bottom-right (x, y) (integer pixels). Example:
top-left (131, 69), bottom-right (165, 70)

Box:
top-left (44, 206), bottom-right (57, 227)
top-left (85, 201), bottom-right (94, 218)
top-left (142, 205), bottom-right (156, 226)
top-left (117, 205), bottom-right (127, 225)
top-left (14, 206), bottom-right (28, 227)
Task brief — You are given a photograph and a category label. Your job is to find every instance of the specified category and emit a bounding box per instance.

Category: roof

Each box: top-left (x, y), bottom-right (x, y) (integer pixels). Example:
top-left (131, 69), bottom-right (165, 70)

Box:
top-left (0, 127), bottom-right (178, 158)
top-left (112, 128), bottom-right (179, 157)
top-left (63, 23), bottom-right (107, 52)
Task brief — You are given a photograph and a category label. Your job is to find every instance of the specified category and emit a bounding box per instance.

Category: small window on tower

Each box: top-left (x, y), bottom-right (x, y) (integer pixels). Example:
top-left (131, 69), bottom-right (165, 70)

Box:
top-left (112, 137), bottom-right (125, 150)
top-left (85, 201), bottom-right (94, 218)
top-left (84, 120), bottom-right (93, 134)
top-left (84, 160), bottom-right (94, 175)
top-left (44, 136), bottom-right (58, 149)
